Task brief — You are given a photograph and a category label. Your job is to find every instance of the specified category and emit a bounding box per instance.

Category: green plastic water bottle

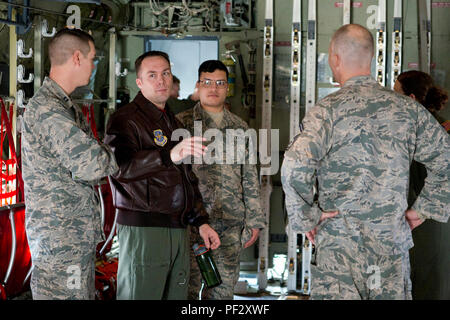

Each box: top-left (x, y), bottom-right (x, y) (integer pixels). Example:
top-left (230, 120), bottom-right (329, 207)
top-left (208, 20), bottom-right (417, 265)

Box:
top-left (193, 243), bottom-right (222, 288)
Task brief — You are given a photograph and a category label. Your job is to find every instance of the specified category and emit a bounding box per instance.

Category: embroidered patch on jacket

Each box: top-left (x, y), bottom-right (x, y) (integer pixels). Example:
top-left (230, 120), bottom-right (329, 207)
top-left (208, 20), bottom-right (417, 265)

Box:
top-left (153, 129), bottom-right (168, 147)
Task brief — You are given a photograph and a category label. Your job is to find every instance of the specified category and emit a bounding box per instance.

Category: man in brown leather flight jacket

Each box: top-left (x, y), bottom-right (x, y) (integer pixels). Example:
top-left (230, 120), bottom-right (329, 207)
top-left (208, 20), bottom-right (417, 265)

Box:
top-left (105, 51), bottom-right (220, 300)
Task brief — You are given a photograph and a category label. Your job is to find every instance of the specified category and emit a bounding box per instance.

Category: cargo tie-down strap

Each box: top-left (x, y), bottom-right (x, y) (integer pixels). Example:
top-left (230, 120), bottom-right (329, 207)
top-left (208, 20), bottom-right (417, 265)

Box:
top-left (0, 98), bottom-right (23, 205)
top-left (0, 97), bottom-right (30, 300)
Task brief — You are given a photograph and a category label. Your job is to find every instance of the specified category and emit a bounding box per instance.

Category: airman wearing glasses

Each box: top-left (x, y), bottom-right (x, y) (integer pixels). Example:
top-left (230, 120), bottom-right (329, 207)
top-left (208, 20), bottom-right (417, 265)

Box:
top-left (177, 60), bottom-right (265, 300)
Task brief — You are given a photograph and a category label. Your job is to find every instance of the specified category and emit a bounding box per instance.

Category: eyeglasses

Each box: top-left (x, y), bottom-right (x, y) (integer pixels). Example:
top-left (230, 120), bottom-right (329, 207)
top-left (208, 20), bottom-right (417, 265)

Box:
top-left (198, 79), bottom-right (228, 88)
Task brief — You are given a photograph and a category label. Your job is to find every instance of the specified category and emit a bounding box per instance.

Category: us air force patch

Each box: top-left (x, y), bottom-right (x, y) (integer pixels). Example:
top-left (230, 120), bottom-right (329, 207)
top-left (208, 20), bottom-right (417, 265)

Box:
top-left (153, 129), bottom-right (168, 147)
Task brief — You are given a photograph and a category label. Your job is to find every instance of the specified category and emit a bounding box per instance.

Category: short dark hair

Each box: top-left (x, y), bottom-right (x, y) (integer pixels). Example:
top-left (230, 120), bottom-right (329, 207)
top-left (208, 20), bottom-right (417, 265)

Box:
top-left (198, 60), bottom-right (229, 80)
top-left (48, 28), bottom-right (94, 66)
top-left (173, 75), bottom-right (180, 84)
top-left (135, 51), bottom-right (171, 78)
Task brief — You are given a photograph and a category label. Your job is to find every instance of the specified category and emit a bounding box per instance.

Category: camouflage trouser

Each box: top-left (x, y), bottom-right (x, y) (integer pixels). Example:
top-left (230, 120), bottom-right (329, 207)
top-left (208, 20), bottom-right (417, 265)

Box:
top-left (30, 246), bottom-right (96, 300)
top-left (311, 244), bottom-right (412, 300)
top-left (188, 224), bottom-right (251, 300)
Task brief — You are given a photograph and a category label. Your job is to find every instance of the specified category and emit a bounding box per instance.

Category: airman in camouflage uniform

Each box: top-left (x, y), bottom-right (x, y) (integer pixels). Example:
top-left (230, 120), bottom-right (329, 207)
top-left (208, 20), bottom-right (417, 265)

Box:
top-left (281, 25), bottom-right (450, 300)
top-left (21, 29), bottom-right (118, 300)
top-left (177, 60), bottom-right (265, 300)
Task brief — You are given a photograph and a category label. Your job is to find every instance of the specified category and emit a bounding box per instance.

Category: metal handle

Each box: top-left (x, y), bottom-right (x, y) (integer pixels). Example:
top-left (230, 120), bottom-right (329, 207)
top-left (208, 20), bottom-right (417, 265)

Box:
top-left (42, 19), bottom-right (56, 38)
top-left (17, 65), bottom-right (34, 84)
top-left (329, 76), bottom-right (340, 86)
top-left (17, 40), bottom-right (33, 59)
top-left (16, 90), bottom-right (28, 108)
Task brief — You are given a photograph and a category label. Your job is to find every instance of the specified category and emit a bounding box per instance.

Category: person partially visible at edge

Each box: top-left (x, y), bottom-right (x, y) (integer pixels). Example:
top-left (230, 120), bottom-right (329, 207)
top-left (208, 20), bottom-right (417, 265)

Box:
top-left (104, 51), bottom-right (220, 300)
top-left (281, 24), bottom-right (450, 300)
top-left (21, 28), bottom-right (119, 300)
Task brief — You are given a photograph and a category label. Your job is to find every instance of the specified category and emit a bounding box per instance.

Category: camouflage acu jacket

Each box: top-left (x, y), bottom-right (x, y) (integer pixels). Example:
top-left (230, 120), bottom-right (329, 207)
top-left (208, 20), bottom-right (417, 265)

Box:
top-left (21, 77), bottom-right (118, 260)
top-left (177, 103), bottom-right (265, 230)
top-left (281, 75), bottom-right (450, 255)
